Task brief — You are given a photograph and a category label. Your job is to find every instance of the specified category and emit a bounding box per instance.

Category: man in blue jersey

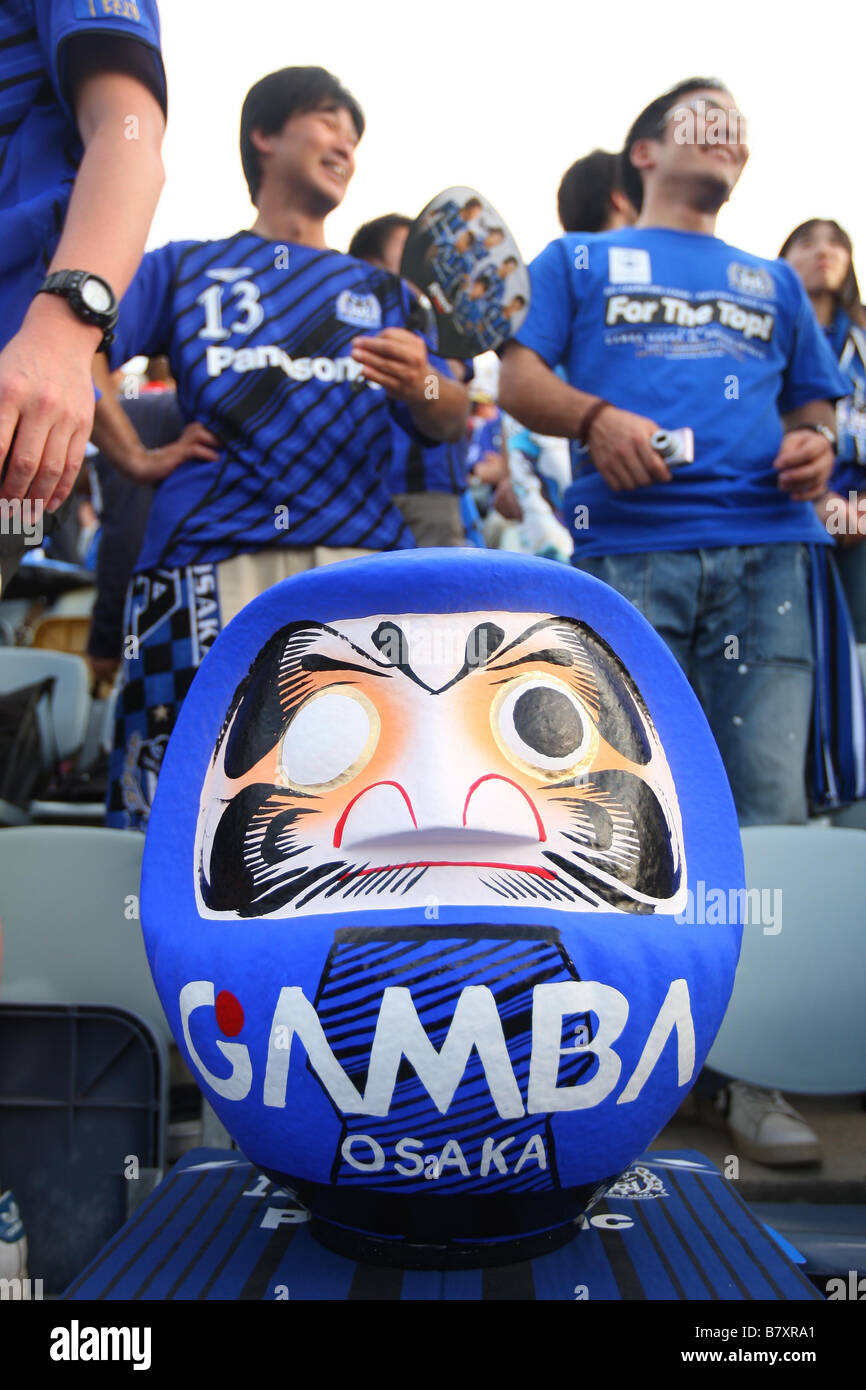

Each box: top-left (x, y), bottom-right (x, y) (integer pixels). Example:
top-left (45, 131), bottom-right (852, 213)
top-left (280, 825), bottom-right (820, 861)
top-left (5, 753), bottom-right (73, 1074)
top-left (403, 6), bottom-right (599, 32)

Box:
top-left (96, 67), bottom-right (468, 829)
top-left (499, 78), bottom-right (849, 1165)
top-left (0, 0), bottom-right (166, 595)
top-left (349, 211), bottom-right (473, 547)
top-left (500, 78), bottom-right (847, 826)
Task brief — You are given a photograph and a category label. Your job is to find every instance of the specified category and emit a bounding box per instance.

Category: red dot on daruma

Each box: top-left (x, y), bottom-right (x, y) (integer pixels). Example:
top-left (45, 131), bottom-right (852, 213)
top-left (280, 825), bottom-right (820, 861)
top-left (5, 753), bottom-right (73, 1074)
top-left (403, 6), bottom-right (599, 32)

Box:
top-left (215, 990), bottom-right (244, 1036)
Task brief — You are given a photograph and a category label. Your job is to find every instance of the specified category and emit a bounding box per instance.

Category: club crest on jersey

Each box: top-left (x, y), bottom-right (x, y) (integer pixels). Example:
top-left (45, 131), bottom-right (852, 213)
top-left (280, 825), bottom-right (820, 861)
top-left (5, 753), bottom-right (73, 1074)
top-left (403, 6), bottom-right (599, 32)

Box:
top-left (727, 263), bottom-right (775, 299)
top-left (608, 248), bottom-right (652, 285)
top-left (605, 1164), bottom-right (668, 1200)
top-left (336, 291), bottom-right (382, 330)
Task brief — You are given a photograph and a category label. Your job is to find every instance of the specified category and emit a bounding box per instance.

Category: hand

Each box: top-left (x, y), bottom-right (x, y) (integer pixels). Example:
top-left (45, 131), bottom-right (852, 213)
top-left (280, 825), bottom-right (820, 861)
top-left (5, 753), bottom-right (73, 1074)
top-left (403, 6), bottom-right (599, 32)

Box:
top-left (585, 405), bottom-right (672, 490)
top-left (493, 479), bottom-right (523, 521)
top-left (89, 655), bottom-right (121, 686)
top-left (121, 421), bottom-right (221, 484)
top-left (0, 297), bottom-right (101, 511)
top-left (351, 328), bottom-right (432, 406)
top-left (773, 429), bottom-right (834, 502)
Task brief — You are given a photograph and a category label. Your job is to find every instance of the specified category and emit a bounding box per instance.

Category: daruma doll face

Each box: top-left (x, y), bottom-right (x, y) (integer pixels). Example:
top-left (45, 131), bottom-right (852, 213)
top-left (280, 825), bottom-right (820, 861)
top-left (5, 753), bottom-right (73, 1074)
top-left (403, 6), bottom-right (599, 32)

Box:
top-left (143, 553), bottom-right (743, 1266)
top-left (195, 610), bottom-right (687, 920)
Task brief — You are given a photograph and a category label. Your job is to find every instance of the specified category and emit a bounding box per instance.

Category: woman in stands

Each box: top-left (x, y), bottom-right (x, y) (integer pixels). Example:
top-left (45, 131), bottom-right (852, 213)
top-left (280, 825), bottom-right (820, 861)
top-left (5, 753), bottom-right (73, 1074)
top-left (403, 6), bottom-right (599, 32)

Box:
top-left (781, 220), bottom-right (866, 639)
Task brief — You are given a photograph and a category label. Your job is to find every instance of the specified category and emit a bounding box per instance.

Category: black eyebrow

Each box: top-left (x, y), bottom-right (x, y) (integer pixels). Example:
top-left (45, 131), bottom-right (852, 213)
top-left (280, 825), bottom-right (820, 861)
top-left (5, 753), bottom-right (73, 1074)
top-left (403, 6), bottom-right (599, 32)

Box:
top-left (487, 647), bottom-right (575, 671)
top-left (300, 654), bottom-right (392, 677)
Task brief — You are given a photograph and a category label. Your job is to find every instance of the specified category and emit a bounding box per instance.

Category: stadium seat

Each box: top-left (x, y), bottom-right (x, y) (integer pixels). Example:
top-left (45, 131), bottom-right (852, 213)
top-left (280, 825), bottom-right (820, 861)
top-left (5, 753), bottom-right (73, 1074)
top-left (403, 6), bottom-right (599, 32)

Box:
top-left (0, 827), bottom-right (170, 1290)
top-left (48, 587), bottom-right (96, 618)
top-left (31, 613), bottom-right (91, 655)
top-left (707, 825), bottom-right (866, 1092)
top-left (0, 647), bottom-right (90, 763)
top-left (831, 799), bottom-right (866, 830)
top-left (0, 827), bottom-right (167, 1051)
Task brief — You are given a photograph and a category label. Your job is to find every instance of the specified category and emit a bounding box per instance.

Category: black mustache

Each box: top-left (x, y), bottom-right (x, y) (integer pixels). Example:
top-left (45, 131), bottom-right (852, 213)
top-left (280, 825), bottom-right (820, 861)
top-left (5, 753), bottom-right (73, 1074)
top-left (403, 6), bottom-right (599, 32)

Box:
top-left (200, 767), bottom-right (680, 918)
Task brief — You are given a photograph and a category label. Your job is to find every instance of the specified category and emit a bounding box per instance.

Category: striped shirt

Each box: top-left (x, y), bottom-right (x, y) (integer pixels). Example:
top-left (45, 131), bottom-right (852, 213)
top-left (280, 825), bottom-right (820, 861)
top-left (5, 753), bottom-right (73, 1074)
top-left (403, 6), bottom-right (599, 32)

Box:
top-left (108, 234), bottom-right (445, 567)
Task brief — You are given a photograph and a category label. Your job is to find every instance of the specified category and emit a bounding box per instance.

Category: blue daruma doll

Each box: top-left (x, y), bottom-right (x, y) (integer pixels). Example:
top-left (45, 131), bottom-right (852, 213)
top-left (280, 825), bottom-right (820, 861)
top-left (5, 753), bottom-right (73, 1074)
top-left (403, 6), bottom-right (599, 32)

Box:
top-left (142, 550), bottom-right (744, 1267)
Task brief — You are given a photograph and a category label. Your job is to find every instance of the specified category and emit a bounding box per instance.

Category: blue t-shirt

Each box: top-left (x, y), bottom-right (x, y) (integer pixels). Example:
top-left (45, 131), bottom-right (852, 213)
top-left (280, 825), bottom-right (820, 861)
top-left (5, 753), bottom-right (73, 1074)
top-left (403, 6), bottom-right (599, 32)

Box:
top-left (466, 413), bottom-right (503, 471)
top-left (108, 233), bottom-right (447, 569)
top-left (516, 228), bottom-right (850, 556)
top-left (0, 0), bottom-right (166, 349)
top-left (826, 310), bottom-right (866, 495)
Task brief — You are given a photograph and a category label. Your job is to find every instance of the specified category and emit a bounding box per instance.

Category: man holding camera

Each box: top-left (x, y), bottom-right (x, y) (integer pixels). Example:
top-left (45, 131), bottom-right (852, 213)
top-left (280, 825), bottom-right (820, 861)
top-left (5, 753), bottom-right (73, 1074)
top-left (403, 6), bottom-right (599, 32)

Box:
top-left (499, 77), bottom-right (849, 1167)
top-left (500, 76), bottom-right (847, 829)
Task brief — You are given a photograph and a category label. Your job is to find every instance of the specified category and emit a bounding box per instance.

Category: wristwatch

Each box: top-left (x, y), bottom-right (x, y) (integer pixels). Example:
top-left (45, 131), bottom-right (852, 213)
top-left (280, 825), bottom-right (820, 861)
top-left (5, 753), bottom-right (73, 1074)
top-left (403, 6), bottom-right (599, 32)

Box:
top-left (785, 422), bottom-right (836, 449)
top-left (37, 270), bottom-right (118, 351)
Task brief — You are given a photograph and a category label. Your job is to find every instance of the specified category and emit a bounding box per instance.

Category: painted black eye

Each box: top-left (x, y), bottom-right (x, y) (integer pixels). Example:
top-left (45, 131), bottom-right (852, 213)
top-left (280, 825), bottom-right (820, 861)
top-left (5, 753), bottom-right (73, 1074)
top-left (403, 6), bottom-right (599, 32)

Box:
top-left (493, 677), bottom-right (597, 778)
top-left (513, 688), bottom-right (584, 759)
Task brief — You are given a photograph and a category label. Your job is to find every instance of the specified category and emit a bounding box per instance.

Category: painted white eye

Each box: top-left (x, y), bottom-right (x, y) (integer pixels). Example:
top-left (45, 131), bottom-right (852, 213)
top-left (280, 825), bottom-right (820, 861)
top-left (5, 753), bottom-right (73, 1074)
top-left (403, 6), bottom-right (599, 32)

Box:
top-left (492, 676), bottom-right (597, 779)
top-left (279, 688), bottom-right (379, 790)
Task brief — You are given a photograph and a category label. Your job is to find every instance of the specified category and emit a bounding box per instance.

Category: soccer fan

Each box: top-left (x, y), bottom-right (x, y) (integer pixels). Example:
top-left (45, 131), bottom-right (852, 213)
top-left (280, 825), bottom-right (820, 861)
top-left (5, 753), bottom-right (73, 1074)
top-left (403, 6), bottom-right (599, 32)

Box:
top-left (349, 211), bottom-right (473, 546)
top-left (781, 219), bottom-right (866, 639)
top-left (0, 0), bottom-right (166, 1285)
top-left (499, 77), bottom-right (850, 1165)
top-left (348, 213), bottom-right (413, 275)
top-left (96, 66), bottom-right (467, 830)
top-left (557, 149), bottom-right (638, 234)
top-left (0, 0), bottom-right (166, 596)
top-left (87, 373), bottom-right (206, 687)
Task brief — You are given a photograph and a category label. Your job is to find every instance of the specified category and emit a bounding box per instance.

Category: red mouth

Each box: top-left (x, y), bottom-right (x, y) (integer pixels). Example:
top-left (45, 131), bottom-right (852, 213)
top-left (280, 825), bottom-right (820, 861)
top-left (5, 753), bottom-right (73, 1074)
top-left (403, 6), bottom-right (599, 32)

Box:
top-left (339, 861), bottom-right (556, 882)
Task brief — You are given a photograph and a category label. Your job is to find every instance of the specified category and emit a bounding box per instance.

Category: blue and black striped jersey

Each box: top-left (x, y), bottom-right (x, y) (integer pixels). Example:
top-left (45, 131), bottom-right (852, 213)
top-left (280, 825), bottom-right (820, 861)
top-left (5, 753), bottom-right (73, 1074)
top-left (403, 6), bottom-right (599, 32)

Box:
top-left (109, 233), bottom-right (446, 567)
top-left (387, 359), bottom-right (472, 495)
top-left (0, 0), bottom-right (165, 344)
top-left (387, 421), bottom-right (469, 496)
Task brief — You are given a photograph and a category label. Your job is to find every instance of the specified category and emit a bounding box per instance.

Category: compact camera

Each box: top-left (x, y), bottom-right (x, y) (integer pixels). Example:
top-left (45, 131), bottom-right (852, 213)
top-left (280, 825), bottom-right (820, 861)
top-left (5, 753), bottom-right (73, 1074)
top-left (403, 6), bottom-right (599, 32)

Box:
top-left (651, 428), bottom-right (694, 467)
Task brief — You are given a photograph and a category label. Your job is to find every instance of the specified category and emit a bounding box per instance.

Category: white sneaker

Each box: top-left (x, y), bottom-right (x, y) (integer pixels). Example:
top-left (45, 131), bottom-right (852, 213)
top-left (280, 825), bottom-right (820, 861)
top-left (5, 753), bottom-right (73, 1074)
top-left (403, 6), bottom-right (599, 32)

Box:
top-left (0, 1189), bottom-right (28, 1279)
top-left (726, 1082), bottom-right (822, 1166)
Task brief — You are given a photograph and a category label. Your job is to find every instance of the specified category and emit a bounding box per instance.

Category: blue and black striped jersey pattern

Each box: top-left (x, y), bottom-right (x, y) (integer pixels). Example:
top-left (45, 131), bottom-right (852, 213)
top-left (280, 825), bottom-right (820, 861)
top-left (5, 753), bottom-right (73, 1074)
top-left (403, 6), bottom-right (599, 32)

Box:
top-left (110, 234), bottom-right (437, 567)
top-left (0, 0), bottom-right (164, 341)
top-left (63, 1147), bottom-right (823, 1300)
top-left (314, 927), bottom-right (593, 1197)
top-left (387, 419), bottom-right (469, 494)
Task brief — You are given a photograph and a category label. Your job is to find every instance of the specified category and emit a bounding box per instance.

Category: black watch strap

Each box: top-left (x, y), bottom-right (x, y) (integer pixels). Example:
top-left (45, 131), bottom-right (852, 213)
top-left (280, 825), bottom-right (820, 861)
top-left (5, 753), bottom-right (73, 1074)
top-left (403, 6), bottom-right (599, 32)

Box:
top-left (37, 270), bottom-right (118, 351)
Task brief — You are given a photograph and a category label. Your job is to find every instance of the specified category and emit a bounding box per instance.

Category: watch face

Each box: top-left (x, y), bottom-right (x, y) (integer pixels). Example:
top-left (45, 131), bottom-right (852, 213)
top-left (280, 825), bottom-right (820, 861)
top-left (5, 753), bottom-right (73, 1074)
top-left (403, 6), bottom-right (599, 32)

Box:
top-left (80, 277), bottom-right (112, 315)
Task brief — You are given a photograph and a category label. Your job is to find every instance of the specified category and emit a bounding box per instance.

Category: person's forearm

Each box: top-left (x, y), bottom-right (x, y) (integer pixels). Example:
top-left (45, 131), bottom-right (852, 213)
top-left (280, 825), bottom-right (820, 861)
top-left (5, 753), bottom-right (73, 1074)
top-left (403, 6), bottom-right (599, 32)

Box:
top-left (407, 372), bottom-right (469, 442)
top-left (781, 400), bottom-right (837, 432)
top-left (91, 357), bottom-right (148, 475)
top-left (498, 343), bottom-right (596, 439)
top-left (46, 73), bottom-right (165, 298)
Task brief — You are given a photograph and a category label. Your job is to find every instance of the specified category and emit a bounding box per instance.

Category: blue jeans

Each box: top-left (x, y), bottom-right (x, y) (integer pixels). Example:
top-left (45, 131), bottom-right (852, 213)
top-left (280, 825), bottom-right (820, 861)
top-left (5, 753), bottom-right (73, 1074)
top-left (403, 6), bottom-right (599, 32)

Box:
top-left (575, 544), bottom-right (814, 825)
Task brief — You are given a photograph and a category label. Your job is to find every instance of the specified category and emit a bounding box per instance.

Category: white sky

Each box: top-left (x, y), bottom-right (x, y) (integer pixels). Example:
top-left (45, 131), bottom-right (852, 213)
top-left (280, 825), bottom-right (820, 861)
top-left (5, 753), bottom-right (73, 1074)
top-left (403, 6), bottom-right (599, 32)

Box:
top-left (150, 0), bottom-right (863, 282)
